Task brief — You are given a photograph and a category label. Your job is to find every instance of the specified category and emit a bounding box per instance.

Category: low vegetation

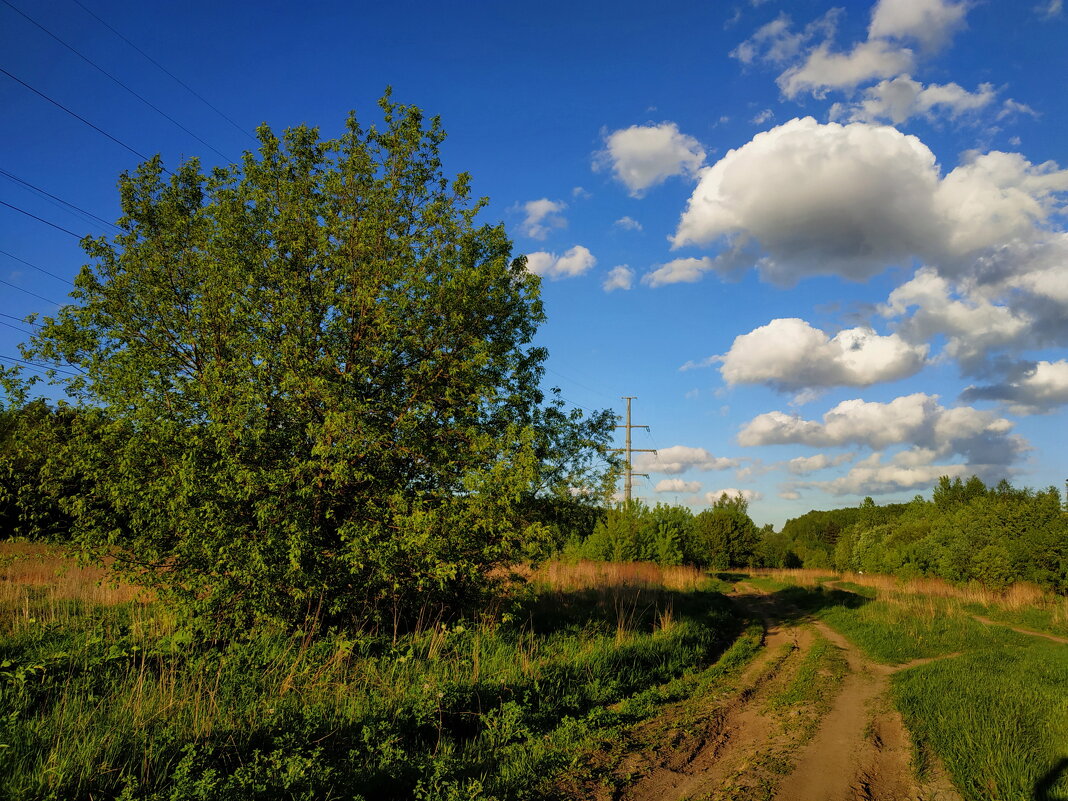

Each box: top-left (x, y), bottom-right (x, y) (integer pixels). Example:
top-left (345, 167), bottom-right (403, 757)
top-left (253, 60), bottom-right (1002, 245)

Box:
top-left (755, 570), bottom-right (1068, 801)
top-left (0, 550), bottom-right (749, 800)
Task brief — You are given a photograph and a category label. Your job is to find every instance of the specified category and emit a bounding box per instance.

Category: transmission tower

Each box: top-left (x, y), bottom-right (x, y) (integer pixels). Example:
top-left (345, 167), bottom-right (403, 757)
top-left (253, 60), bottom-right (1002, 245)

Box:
top-left (611, 396), bottom-right (656, 503)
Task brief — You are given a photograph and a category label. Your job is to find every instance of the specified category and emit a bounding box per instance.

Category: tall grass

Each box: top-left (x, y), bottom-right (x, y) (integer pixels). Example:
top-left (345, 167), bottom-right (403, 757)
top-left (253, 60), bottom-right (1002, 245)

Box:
top-left (0, 552), bottom-right (744, 800)
top-left (753, 567), bottom-right (1068, 634)
top-left (758, 575), bottom-right (1068, 801)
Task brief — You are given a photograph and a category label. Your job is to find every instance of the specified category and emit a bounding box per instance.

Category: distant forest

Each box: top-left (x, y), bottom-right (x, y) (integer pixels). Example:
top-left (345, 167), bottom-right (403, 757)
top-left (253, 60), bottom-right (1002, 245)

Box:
top-left (555, 475), bottom-right (1067, 594)
top-left (3, 399), bottom-right (1066, 597)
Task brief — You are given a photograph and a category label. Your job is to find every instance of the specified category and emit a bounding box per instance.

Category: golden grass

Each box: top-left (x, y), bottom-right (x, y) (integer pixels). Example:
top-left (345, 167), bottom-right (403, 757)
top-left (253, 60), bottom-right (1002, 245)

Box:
top-left (532, 559), bottom-right (708, 592)
top-left (754, 567), bottom-right (1068, 625)
top-left (0, 541), bottom-right (151, 608)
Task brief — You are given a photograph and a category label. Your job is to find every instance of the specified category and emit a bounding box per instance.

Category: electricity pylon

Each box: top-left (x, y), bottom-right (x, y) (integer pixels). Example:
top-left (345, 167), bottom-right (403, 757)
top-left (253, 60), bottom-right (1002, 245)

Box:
top-left (611, 396), bottom-right (656, 503)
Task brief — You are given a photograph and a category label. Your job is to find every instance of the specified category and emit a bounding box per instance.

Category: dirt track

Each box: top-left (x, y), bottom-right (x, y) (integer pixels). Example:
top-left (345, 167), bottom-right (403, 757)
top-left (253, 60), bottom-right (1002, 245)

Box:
top-left (575, 583), bottom-right (963, 801)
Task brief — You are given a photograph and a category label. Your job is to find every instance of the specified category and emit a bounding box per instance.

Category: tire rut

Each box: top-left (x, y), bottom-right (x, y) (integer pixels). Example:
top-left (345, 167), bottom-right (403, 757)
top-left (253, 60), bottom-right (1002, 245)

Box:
top-left (610, 583), bottom-right (962, 801)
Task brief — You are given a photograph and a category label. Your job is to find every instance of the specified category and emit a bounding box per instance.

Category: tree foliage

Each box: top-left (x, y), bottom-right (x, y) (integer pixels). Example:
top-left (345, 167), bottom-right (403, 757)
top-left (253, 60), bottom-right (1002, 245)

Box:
top-left (762, 476), bottom-right (1067, 592)
top-left (575, 497), bottom-right (759, 568)
top-left (6, 95), bottom-right (613, 632)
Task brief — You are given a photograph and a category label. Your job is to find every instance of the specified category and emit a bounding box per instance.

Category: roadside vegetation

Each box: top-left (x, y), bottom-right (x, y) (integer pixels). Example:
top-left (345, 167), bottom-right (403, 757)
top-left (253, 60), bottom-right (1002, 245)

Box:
top-left (0, 551), bottom-right (752, 800)
top-left (750, 570), bottom-right (1068, 801)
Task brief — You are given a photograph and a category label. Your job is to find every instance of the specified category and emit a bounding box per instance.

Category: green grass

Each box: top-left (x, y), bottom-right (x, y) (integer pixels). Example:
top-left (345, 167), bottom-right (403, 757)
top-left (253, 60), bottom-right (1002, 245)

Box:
top-left (0, 578), bottom-right (747, 800)
top-left (960, 600), bottom-right (1068, 640)
top-left (817, 592), bottom-right (1037, 664)
top-left (894, 644), bottom-right (1068, 801)
top-left (765, 634), bottom-right (846, 712)
top-left (761, 578), bottom-right (1068, 801)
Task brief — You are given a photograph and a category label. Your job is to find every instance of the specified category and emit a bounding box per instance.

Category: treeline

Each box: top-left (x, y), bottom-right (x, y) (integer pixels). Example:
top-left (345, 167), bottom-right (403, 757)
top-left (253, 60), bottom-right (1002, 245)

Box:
top-left (560, 495), bottom-right (767, 569)
top-left (768, 476), bottom-right (1068, 592)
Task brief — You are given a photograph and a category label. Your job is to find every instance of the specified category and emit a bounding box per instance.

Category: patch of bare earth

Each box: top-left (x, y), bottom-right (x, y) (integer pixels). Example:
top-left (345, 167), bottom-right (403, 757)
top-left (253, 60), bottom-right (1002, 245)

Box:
top-left (564, 583), bottom-right (961, 801)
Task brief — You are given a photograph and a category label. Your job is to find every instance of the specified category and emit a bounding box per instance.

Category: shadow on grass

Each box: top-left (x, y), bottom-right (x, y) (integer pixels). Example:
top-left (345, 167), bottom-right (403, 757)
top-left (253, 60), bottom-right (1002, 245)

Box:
top-left (1035, 757), bottom-right (1068, 801)
top-left (731, 584), bottom-right (870, 629)
top-left (714, 571), bottom-right (750, 583)
top-left (519, 585), bottom-right (734, 636)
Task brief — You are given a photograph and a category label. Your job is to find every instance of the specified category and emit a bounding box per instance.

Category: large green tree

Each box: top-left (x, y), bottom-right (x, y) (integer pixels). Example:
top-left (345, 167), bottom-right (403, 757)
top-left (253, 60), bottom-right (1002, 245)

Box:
top-left (7, 95), bottom-right (611, 632)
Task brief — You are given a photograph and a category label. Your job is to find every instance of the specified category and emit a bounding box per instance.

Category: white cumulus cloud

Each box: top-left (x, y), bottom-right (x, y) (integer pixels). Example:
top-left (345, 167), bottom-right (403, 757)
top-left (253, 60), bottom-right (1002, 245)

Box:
top-left (717, 318), bottom-right (928, 391)
top-left (801, 451), bottom-right (973, 496)
top-left (642, 257), bottom-right (716, 287)
top-left (672, 119), bottom-right (1068, 290)
top-left (603, 265), bottom-right (634, 292)
top-left (738, 393), bottom-right (1028, 468)
top-left (516, 198), bottom-right (566, 240)
top-left (785, 453), bottom-right (857, 474)
top-left (835, 75), bottom-right (996, 124)
top-left (594, 122), bottom-right (706, 197)
top-left (634, 445), bottom-right (739, 475)
top-left (778, 39), bottom-right (914, 98)
top-left (961, 360), bottom-right (1068, 414)
top-left (525, 245), bottom-right (597, 280)
top-left (868, 0), bottom-right (969, 51)
top-left (706, 488), bottom-right (763, 503)
top-left (655, 478), bottom-right (702, 493)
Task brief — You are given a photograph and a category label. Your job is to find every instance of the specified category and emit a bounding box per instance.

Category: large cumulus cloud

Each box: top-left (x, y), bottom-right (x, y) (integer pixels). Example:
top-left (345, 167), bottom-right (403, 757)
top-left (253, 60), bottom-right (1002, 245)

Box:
top-left (738, 393), bottom-right (1028, 466)
top-left (671, 118), bottom-right (1068, 283)
top-left (717, 318), bottom-right (928, 391)
top-left (666, 118), bottom-right (1068, 391)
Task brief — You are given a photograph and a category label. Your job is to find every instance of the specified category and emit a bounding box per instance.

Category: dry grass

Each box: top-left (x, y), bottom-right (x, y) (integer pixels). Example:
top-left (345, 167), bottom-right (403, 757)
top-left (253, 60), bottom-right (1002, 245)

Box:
top-left (533, 559), bottom-right (708, 592)
top-left (0, 541), bottom-right (152, 626)
top-left (755, 567), bottom-right (1068, 625)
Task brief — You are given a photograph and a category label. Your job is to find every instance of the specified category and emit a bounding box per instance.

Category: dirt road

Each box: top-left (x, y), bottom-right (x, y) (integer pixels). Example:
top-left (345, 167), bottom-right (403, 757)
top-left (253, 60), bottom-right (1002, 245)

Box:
top-left (571, 583), bottom-right (962, 801)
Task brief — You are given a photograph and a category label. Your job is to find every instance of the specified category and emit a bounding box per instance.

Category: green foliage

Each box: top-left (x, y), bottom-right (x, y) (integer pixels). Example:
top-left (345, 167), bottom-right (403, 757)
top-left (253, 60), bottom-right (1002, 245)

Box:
top-left (3, 95), bottom-right (614, 633)
top-left (0, 580), bottom-right (744, 800)
top-left (576, 497), bottom-right (760, 568)
top-left (827, 476), bottom-right (1068, 592)
top-left (776, 500), bottom-right (911, 569)
top-left (0, 402), bottom-right (81, 540)
top-left (690, 493), bottom-right (760, 569)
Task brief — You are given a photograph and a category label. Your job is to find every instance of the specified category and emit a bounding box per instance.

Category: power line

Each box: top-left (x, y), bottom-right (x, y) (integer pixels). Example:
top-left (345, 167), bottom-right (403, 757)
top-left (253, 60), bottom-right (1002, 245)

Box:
top-left (543, 365), bottom-right (616, 401)
top-left (0, 167), bottom-right (121, 232)
top-left (0, 311), bottom-right (41, 327)
top-left (0, 248), bottom-right (73, 285)
top-left (0, 198), bottom-right (83, 238)
top-left (0, 354), bottom-right (82, 377)
top-left (70, 0), bottom-right (256, 145)
top-left (0, 318), bottom-right (33, 335)
top-left (0, 66), bottom-right (156, 166)
top-left (1, 0), bottom-right (232, 161)
top-left (0, 278), bottom-right (64, 305)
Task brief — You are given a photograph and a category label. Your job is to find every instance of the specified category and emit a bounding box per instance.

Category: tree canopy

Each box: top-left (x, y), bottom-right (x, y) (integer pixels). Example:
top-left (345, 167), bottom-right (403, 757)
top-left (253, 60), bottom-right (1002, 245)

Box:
top-left (4, 94), bottom-right (613, 632)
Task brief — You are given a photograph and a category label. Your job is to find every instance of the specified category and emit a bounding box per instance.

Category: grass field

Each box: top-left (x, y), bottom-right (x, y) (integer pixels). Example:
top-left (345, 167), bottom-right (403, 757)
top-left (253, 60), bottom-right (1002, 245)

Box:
top-left (6, 548), bottom-right (1067, 800)
top-left (0, 546), bottom-right (751, 800)
top-left (753, 569), bottom-right (1068, 801)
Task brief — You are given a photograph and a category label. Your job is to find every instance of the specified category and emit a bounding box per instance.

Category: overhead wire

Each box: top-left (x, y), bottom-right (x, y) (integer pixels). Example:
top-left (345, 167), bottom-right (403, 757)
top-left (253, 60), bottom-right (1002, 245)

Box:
top-left (70, 0), bottom-right (256, 145)
top-left (1, 0), bottom-right (233, 161)
top-left (0, 312), bottom-right (41, 327)
top-left (0, 66), bottom-right (158, 166)
top-left (0, 318), bottom-right (33, 335)
top-left (1, 354), bottom-right (82, 377)
top-left (0, 167), bottom-right (121, 233)
top-left (0, 199), bottom-right (83, 239)
top-left (0, 248), bottom-right (74, 285)
top-left (0, 278), bottom-right (64, 306)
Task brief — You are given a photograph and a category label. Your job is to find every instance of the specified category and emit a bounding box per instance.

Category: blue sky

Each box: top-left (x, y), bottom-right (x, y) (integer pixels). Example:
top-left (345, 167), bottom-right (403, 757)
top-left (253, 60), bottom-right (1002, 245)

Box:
top-left (1, 0), bottom-right (1066, 527)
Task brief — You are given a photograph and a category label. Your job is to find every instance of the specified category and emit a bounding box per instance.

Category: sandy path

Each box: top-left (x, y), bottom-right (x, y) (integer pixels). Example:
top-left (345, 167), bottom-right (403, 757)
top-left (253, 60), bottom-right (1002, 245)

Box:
top-left (971, 615), bottom-right (1068, 644)
top-left (612, 584), bottom-right (961, 801)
